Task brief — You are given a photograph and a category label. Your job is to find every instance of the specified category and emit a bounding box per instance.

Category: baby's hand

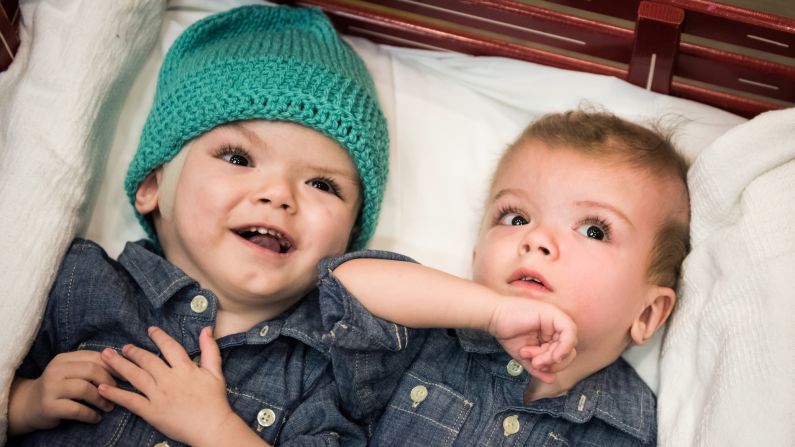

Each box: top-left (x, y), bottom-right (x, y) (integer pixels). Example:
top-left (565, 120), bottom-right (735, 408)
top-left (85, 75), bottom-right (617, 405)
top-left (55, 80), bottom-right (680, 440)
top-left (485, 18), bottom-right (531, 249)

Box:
top-left (98, 326), bottom-right (238, 446)
top-left (487, 297), bottom-right (577, 383)
top-left (8, 351), bottom-right (117, 435)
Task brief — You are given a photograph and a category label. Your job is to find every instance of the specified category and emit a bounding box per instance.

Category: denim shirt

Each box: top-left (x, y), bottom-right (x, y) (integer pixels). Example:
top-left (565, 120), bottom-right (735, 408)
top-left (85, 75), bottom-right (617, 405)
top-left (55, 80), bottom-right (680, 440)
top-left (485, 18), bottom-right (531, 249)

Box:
top-left (11, 239), bottom-right (364, 447)
top-left (318, 251), bottom-right (657, 446)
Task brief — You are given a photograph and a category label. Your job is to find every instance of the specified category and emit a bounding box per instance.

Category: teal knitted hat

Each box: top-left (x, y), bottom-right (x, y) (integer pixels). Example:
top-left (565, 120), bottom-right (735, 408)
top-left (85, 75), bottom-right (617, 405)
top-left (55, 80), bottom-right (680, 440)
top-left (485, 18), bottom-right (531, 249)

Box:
top-left (124, 5), bottom-right (388, 250)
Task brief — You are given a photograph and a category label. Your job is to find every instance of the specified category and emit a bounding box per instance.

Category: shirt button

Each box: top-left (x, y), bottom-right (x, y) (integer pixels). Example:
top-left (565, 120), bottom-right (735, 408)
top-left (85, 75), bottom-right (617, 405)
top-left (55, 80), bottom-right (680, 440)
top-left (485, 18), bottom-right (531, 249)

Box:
top-left (506, 359), bottom-right (524, 376)
top-left (190, 295), bottom-right (209, 314)
top-left (503, 414), bottom-right (520, 436)
top-left (259, 325), bottom-right (270, 337)
top-left (410, 385), bottom-right (428, 407)
top-left (257, 408), bottom-right (276, 427)
top-left (154, 442), bottom-right (170, 447)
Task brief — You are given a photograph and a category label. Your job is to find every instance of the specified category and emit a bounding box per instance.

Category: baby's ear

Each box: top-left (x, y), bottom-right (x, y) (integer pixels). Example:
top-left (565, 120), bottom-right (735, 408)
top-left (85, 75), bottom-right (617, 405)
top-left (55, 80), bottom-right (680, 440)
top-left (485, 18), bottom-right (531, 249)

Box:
top-left (630, 286), bottom-right (676, 346)
top-left (134, 168), bottom-right (163, 214)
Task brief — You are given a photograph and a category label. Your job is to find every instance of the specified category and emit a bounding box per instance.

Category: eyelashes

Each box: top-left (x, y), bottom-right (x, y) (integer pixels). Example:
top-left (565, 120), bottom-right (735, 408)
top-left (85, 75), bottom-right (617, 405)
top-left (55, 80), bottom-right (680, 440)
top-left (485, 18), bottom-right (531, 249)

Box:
top-left (307, 176), bottom-right (343, 198)
top-left (576, 216), bottom-right (612, 241)
top-left (493, 204), bottom-right (613, 242)
top-left (494, 205), bottom-right (527, 226)
top-left (215, 145), bottom-right (252, 167)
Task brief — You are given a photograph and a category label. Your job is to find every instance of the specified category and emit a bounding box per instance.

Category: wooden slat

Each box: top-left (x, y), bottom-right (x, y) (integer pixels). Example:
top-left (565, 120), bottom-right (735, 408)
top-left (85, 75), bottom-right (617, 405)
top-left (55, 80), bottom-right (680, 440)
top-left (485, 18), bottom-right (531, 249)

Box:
top-left (290, 0), bottom-right (625, 77)
top-left (670, 79), bottom-right (784, 118)
top-left (541, 0), bottom-right (640, 22)
top-left (541, 0), bottom-right (795, 59)
top-left (366, 0), bottom-right (634, 63)
top-left (0, 0), bottom-right (18, 72)
top-left (677, 41), bottom-right (795, 103)
top-left (628, 1), bottom-right (684, 94)
top-left (671, 0), bottom-right (795, 58)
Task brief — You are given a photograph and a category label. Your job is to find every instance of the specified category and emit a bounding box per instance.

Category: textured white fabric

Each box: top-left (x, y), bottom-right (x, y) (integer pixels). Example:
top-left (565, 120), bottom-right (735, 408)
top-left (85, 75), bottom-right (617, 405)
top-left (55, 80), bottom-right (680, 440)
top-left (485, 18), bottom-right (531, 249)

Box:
top-left (0, 0), bottom-right (164, 441)
top-left (658, 107), bottom-right (795, 446)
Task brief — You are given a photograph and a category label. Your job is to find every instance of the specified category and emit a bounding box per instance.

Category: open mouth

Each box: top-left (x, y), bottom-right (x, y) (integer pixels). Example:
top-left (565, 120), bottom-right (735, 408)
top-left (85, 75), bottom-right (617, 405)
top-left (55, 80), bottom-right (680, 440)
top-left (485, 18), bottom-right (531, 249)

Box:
top-left (234, 226), bottom-right (294, 254)
top-left (519, 276), bottom-right (546, 287)
top-left (509, 270), bottom-right (553, 292)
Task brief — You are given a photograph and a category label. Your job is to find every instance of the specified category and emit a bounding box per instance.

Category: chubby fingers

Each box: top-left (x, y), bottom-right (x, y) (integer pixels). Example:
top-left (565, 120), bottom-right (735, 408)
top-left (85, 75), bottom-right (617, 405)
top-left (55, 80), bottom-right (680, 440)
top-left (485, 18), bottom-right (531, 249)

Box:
top-left (199, 327), bottom-right (223, 379)
top-left (101, 348), bottom-right (156, 394)
top-left (45, 393), bottom-right (105, 424)
top-left (552, 315), bottom-right (578, 363)
top-left (147, 326), bottom-right (192, 368)
top-left (52, 351), bottom-right (118, 386)
top-left (97, 383), bottom-right (150, 418)
top-left (525, 367), bottom-right (558, 384)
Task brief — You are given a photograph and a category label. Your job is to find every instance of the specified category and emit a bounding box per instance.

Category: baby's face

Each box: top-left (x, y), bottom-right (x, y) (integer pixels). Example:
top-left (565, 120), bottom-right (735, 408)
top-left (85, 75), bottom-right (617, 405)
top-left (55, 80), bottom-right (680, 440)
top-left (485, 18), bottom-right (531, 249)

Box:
top-left (149, 120), bottom-right (360, 318)
top-left (472, 141), bottom-right (675, 371)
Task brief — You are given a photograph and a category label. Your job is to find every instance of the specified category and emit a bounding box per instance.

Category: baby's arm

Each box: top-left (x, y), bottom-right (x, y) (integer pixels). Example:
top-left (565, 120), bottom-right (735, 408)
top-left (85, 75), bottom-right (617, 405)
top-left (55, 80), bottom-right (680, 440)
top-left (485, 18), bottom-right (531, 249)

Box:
top-left (8, 351), bottom-right (117, 436)
top-left (98, 327), bottom-right (267, 447)
top-left (333, 259), bottom-right (577, 380)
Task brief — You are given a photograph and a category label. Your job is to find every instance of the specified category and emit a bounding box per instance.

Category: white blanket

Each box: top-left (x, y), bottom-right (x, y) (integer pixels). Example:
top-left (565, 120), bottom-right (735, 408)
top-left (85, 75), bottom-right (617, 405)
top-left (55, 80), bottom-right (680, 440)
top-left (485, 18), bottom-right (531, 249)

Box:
top-left (658, 107), bottom-right (795, 446)
top-left (0, 0), bottom-right (163, 441)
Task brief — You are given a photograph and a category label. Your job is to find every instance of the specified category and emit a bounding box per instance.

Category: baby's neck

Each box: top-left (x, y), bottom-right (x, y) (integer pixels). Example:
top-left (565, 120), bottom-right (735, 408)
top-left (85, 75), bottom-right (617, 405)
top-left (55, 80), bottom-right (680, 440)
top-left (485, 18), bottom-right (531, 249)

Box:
top-left (212, 296), bottom-right (298, 338)
top-left (213, 311), bottom-right (257, 338)
top-left (523, 354), bottom-right (615, 403)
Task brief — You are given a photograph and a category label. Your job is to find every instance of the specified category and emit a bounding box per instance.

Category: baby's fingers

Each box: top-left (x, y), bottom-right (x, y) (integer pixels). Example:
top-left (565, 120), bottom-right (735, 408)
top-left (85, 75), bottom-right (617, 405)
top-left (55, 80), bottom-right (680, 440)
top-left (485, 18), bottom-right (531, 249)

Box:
top-left (519, 345), bottom-right (550, 359)
top-left (45, 397), bottom-right (103, 425)
top-left (552, 317), bottom-right (578, 363)
top-left (101, 348), bottom-right (155, 394)
top-left (526, 366), bottom-right (558, 384)
top-left (199, 327), bottom-right (223, 379)
top-left (97, 384), bottom-right (150, 419)
top-left (148, 327), bottom-right (192, 368)
top-left (58, 378), bottom-right (115, 413)
top-left (531, 347), bottom-right (577, 373)
top-left (75, 361), bottom-right (118, 389)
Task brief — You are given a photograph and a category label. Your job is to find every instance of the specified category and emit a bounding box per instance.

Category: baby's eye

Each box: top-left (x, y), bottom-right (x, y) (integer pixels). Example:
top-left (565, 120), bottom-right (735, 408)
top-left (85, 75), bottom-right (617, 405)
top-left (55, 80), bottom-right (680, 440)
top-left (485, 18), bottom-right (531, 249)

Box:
top-left (216, 146), bottom-right (251, 167)
top-left (576, 219), bottom-right (611, 241)
top-left (226, 154), bottom-right (250, 166)
top-left (307, 177), bottom-right (341, 197)
top-left (499, 212), bottom-right (528, 226)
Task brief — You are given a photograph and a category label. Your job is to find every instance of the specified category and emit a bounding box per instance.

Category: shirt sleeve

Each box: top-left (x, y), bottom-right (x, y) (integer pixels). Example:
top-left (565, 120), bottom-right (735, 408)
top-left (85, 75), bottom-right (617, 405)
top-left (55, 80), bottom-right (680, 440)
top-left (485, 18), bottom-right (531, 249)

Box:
top-left (15, 240), bottom-right (87, 378)
top-left (316, 250), bottom-right (429, 422)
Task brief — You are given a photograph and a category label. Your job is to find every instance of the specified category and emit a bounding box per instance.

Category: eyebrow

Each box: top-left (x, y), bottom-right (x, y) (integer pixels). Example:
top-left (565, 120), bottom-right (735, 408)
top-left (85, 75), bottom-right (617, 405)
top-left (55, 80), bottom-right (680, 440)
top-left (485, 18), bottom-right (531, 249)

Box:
top-left (225, 122), bottom-right (262, 145)
top-left (575, 200), bottom-right (633, 227)
top-left (492, 188), bottom-right (523, 201)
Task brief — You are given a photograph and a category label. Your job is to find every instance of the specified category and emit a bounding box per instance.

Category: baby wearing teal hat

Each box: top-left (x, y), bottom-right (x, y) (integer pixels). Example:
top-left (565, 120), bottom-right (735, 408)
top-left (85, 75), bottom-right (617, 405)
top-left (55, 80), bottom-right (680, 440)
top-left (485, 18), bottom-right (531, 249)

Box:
top-left (8, 5), bottom-right (387, 446)
top-left (127, 4), bottom-right (388, 250)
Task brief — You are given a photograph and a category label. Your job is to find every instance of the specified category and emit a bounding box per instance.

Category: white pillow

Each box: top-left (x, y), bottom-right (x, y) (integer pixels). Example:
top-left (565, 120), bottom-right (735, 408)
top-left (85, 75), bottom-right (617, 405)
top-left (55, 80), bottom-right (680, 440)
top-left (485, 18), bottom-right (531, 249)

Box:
top-left (81, 0), bottom-right (747, 394)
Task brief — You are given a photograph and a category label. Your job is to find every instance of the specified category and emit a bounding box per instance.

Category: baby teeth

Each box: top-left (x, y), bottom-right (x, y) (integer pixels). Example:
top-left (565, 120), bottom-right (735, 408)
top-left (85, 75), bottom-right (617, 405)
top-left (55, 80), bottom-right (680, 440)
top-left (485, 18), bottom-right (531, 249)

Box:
top-left (249, 227), bottom-right (283, 239)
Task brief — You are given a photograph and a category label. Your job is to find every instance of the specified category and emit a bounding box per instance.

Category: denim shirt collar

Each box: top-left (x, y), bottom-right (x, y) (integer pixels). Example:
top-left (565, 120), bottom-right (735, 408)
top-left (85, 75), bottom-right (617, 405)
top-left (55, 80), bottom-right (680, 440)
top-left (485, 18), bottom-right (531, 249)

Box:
top-left (455, 329), bottom-right (655, 443)
top-left (118, 240), bottom-right (329, 353)
top-left (119, 240), bottom-right (197, 309)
